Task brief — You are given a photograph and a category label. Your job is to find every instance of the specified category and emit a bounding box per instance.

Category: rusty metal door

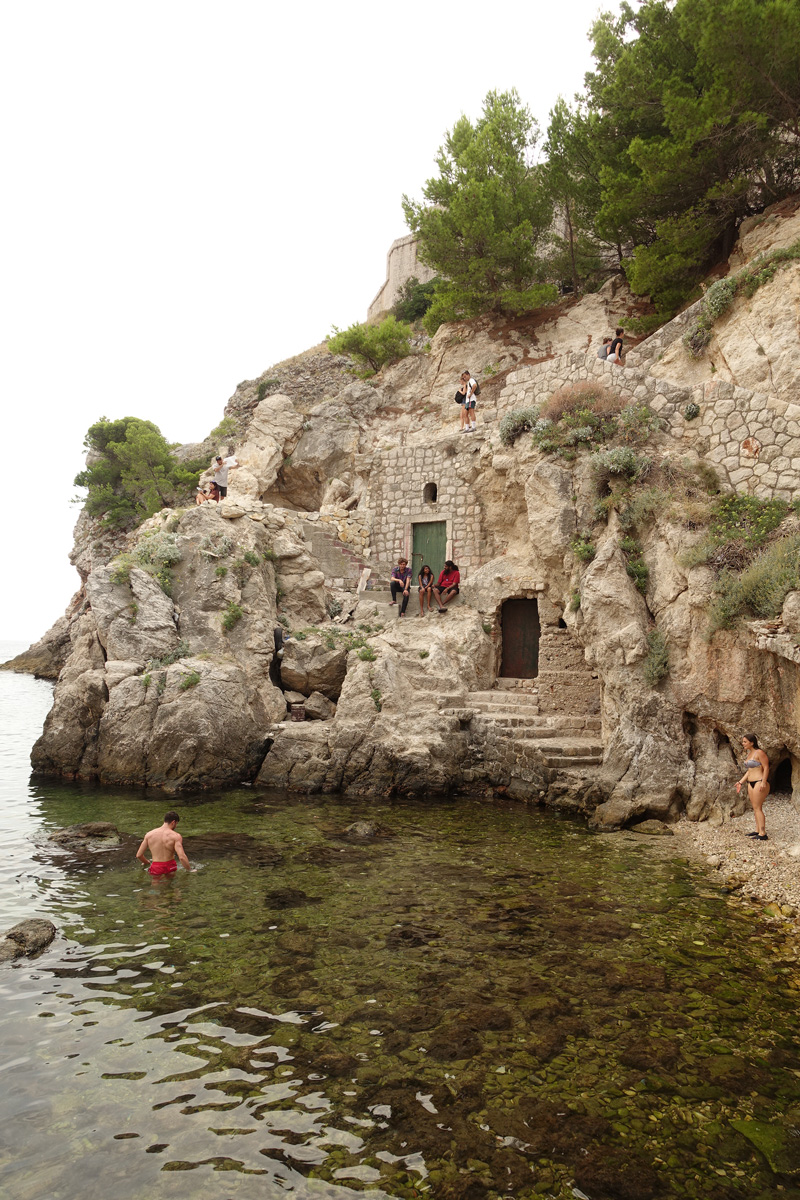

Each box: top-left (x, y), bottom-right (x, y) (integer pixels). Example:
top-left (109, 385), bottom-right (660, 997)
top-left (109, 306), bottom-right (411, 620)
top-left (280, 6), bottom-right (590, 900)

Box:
top-left (500, 599), bottom-right (540, 678)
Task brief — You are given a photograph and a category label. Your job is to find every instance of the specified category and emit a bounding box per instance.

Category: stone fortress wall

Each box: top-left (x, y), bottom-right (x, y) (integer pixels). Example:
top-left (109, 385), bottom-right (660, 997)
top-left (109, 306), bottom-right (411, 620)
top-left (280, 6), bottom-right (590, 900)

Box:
top-left (497, 351), bottom-right (800, 500)
top-left (367, 234), bottom-right (436, 323)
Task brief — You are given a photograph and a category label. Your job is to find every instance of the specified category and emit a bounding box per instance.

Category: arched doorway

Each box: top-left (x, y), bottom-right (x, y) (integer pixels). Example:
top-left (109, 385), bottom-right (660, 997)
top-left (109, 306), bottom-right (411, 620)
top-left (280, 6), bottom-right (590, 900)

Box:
top-left (500, 599), bottom-right (540, 678)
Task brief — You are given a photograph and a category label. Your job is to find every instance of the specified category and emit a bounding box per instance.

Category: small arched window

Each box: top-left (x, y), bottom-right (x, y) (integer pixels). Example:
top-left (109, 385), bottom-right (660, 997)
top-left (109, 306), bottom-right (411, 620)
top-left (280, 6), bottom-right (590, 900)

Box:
top-left (423, 482), bottom-right (438, 504)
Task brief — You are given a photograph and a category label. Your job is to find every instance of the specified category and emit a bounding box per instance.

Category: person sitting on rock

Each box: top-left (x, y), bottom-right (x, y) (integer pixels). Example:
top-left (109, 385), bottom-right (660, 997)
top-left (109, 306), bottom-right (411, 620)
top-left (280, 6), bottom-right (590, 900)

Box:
top-left (389, 558), bottom-right (412, 616)
top-left (608, 327), bottom-right (625, 365)
top-left (195, 481), bottom-right (219, 505)
top-left (596, 336), bottom-right (612, 360)
top-left (434, 560), bottom-right (460, 613)
top-left (136, 811), bottom-right (193, 877)
top-left (418, 564), bottom-right (435, 615)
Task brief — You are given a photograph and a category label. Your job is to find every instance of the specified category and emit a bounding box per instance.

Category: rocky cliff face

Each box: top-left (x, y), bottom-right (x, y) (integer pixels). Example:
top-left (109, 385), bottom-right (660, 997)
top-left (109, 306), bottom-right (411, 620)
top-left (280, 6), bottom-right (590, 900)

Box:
top-left (20, 200), bottom-right (800, 825)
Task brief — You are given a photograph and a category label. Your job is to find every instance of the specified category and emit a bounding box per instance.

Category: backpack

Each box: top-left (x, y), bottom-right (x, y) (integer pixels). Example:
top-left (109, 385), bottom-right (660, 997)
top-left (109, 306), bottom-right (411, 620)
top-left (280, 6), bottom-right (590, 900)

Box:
top-left (474, 381), bottom-right (481, 395)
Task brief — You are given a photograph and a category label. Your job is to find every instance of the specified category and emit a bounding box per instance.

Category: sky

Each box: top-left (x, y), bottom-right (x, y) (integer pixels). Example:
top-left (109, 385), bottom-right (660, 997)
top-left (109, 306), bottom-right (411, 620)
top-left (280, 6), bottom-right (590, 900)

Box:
top-left (1, 0), bottom-right (606, 643)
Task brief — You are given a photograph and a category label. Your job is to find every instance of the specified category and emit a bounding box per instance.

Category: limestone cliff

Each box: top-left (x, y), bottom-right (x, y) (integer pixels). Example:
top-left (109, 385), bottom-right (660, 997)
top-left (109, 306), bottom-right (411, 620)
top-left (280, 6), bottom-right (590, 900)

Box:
top-left (20, 199), bottom-right (800, 826)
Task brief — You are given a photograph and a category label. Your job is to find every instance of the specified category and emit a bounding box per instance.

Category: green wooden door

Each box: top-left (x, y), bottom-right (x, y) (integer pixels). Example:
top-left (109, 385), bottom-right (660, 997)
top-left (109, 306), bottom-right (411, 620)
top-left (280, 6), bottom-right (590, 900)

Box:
top-left (412, 521), bottom-right (447, 583)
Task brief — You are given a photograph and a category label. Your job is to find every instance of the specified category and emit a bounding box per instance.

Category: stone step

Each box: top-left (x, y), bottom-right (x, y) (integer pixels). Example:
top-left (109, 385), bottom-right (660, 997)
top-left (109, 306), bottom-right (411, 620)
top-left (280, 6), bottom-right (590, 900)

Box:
top-left (545, 754), bottom-right (603, 768)
top-left (470, 691), bottom-right (540, 705)
top-left (472, 704), bottom-right (542, 718)
top-left (522, 738), bottom-right (604, 756)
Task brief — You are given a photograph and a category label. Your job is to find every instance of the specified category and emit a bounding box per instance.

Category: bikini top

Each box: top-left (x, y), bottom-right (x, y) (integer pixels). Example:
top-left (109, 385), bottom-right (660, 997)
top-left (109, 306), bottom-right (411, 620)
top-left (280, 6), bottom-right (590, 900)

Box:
top-left (743, 759), bottom-right (760, 768)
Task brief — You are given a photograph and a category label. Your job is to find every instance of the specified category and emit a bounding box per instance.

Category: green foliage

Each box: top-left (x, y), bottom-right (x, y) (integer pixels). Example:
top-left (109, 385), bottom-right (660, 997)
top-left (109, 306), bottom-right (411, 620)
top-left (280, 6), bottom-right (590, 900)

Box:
top-left (256, 379), bottom-right (280, 401)
top-left (145, 640), bottom-right (190, 672)
top-left (684, 241), bottom-right (800, 356)
top-left (200, 532), bottom-right (234, 561)
top-left (328, 316), bottom-right (413, 372)
top-left (498, 406), bottom-right (540, 447)
top-left (418, 650), bottom-right (429, 659)
top-left (141, 673), bottom-right (151, 690)
top-left (156, 673), bottom-right (167, 696)
top-left (582, 0), bottom-right (800, 315)
top-left (74, 416), bottom-right (201, 530)
top-left (129, 602), bottom-right (138, 623)
top-left (684, 402), bottom-right (701, 421)
top-left (179, 671), bottom-right (201, 691)
top-left (109, 555), bottom-right (134, 586)
top-left (590, 446), bottom-right (652, 484)
top-left (326, 597), bottom-right (343, 618)
top-left (643, 629), bottom-right (669, 686)
top-left (222, 602), bottom-right (244, 633)
top-left (392, 275), bottom-right (438, 323)
top-left (133, 530), bottom-right (181, 595)
top-left (571, 535), bottom-right (596, 563)
top-left (403, 90), bottom-right (557, 331)
top-left (620, 535), bottom-right (649, 593)
top-left (208, 415), bottom-right (239, 444)
top-left (706, 534), bottom-right (800, 637)
top-left (242, 550), bottom-right (260, 567)
top-left (358, 646), bottom-right (377, 662)
top-left (263, 548), bottom-right (277, 562)
top-left (370, 687), bottom-right (382, 712)
top-left (680, 494), bottom-right (790, 569)
top-left (570, 591), bottom-right (581, 612)
top-left (215, 565), bottom-right (228, 579)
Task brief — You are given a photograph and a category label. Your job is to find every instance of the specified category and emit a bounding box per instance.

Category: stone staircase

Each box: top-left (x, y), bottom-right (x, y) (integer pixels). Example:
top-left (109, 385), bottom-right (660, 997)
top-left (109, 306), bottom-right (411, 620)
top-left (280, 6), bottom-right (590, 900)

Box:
top-left (443, 683), bottom-right (604, 771)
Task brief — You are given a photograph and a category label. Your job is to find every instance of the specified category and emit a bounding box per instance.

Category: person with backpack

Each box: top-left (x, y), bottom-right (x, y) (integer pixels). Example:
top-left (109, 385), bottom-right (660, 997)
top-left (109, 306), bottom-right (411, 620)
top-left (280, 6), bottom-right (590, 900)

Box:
top-left (463, 370), bottom-right (479, 432)
top-left (454, 374), bottom-right (468, 430)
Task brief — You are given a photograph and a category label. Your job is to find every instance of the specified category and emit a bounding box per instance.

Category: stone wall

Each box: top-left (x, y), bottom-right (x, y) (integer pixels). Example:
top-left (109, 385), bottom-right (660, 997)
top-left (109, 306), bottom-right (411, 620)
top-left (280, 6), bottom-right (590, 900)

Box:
top-left (497, 351), bottom-right (800, 500)
top-left (363, 444), bottom-right (491, 577)
top-left (367, 234), bottom-right (436, 322)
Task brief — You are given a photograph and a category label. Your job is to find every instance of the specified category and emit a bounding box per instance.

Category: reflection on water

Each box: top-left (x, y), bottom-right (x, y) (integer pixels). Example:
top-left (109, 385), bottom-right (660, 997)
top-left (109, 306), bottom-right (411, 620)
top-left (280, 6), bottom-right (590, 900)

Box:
top-left (2, 666), bottom-right (800, 1199)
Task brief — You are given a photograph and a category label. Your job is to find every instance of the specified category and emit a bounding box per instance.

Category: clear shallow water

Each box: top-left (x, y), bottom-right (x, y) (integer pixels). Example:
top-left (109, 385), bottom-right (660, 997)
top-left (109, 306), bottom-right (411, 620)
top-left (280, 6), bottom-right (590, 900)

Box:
top-left (2, 652), bottom-right (800, 1200)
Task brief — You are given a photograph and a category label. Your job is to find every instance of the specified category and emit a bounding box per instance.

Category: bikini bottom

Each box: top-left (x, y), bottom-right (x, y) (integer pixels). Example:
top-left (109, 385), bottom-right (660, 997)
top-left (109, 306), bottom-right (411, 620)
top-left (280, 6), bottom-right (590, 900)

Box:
top-left (748, 780), bottom-right (763, 790)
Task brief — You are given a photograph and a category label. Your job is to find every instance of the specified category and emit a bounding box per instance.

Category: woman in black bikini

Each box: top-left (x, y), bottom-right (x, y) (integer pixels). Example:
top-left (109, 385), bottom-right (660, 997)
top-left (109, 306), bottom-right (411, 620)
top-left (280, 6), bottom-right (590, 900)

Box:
top-left (735, 733), bottom-right (770, 841)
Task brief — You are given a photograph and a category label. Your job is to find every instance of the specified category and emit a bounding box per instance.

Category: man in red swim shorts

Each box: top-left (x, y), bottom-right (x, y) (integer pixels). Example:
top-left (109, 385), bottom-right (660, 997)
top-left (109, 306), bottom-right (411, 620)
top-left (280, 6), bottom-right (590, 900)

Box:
top-left (136, 811), bottom-right (193, 877)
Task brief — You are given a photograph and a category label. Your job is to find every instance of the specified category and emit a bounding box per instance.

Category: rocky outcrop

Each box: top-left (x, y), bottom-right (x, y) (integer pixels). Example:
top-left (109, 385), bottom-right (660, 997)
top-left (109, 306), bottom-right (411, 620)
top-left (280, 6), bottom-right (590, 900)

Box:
top-left (0, 919), bottom-right (56, 963)
top-left (25, 198), bottom-right (800, 826)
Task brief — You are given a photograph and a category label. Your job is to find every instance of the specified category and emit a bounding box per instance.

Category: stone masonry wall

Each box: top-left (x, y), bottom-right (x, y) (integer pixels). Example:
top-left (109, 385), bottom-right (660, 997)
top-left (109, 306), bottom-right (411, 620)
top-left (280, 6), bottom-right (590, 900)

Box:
top-left (497, 351), bottom-right (800, 500)
top-left (364, 445), bottom-right (488, 577)
top-left (367, 234), bottom-right (436, 323)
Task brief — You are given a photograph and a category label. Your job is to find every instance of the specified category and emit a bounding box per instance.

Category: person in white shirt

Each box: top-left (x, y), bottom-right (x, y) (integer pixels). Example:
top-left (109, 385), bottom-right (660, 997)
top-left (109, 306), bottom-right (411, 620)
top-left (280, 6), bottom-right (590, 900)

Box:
top-left (211, 454), bottom-right (239, 499)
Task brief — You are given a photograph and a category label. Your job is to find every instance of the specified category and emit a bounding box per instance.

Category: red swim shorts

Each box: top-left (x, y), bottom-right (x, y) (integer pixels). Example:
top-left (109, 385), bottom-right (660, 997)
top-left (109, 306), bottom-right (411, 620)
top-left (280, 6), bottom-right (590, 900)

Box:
top-left (148, 860), bottom-right (177, 877)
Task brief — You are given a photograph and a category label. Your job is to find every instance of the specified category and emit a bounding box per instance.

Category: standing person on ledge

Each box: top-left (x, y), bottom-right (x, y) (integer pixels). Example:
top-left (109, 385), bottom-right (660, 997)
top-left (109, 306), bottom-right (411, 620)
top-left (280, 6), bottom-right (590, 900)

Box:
top-left (434, 560), bottom-right (460, 613)
top-left (463, 370), bottom-right (478, 432)
top-left (136, 812), bottom-right (193, 876)
top-left (735, 734), bottom-right (770, 841)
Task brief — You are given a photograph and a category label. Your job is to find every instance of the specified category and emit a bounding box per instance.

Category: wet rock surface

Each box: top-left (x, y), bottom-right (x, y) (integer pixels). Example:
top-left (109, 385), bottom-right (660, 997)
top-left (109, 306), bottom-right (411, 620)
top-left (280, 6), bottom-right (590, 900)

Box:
top-left (0, 918), bottom-right (56, 962)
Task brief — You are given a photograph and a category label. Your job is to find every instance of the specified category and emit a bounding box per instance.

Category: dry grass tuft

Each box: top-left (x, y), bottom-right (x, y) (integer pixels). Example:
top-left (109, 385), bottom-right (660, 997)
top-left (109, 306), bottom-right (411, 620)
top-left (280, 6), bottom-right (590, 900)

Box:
top-left (540, 381), bottom-right (623, 423)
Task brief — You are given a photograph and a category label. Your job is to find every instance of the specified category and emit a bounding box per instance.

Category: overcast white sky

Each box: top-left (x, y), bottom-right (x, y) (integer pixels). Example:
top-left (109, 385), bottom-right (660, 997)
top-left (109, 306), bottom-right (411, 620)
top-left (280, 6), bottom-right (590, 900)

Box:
top-left (1, 0), bottom-right (605, 643)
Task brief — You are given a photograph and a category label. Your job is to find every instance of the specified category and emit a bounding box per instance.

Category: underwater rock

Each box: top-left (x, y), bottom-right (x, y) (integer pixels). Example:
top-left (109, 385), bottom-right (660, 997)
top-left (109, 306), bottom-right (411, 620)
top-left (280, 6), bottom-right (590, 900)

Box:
top-left (263, 887), bottom-right (319, 909)
top-left (426, 1022), bottom-right (482, 1061)
top-left (729, 1118), bottom-right (800, 1177)
top-left (343, 820), bottom-right (391, 839)
top-left (631, 819), bottom-right (675, 836)
top-left (0, 918), bottom-right (56, 962)
top-left (51, 821), bottom-right (121, 847)
top-left (386, 923), bottom-right (440, 948)
top-left (574, 1145), bottom-right (662, 1199)
top-left (185, 832), bottom-right (284, 867)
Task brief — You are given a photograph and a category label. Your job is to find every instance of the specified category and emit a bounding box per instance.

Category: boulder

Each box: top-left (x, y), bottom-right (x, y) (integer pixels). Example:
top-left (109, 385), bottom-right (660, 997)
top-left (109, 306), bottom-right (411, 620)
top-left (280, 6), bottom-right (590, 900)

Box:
top-left (280, 636), bottom-right (349, 700)
top-left (86, 566), bottom-right (178, 664)
top-left (264, 405), bottom-right (361, 511)
top-left (304, 691), bottom-right (336, 720)
top-left (0, 919), bottom-right (56, 962)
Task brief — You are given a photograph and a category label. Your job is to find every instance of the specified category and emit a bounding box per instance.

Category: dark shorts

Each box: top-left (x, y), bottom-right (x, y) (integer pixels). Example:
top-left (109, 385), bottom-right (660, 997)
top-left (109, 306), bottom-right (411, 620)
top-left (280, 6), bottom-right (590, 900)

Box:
top-left (437, 585), bottom-right (459, 595)
top-left (465, 399), bottom-right (476, 410)
top-left (217, 485), bottom-right (227, 498)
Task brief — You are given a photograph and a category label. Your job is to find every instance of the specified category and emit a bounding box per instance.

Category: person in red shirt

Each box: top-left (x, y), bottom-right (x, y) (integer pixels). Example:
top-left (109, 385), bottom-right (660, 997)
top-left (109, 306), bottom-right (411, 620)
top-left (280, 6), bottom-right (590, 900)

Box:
top-left (434, 560), bottom-right (460, 613)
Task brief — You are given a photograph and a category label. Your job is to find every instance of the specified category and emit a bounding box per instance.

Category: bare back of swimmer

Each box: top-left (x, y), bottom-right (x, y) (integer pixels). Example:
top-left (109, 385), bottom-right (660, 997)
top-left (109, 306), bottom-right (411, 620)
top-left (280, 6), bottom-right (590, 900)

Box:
top-left (136, 811), bottom-right (193, 875)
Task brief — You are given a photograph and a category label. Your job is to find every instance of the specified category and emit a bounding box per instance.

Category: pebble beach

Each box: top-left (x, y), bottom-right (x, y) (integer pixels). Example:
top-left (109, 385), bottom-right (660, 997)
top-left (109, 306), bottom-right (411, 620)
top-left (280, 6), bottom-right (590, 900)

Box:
top-left (668, 790), bottom-right (800, 915)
